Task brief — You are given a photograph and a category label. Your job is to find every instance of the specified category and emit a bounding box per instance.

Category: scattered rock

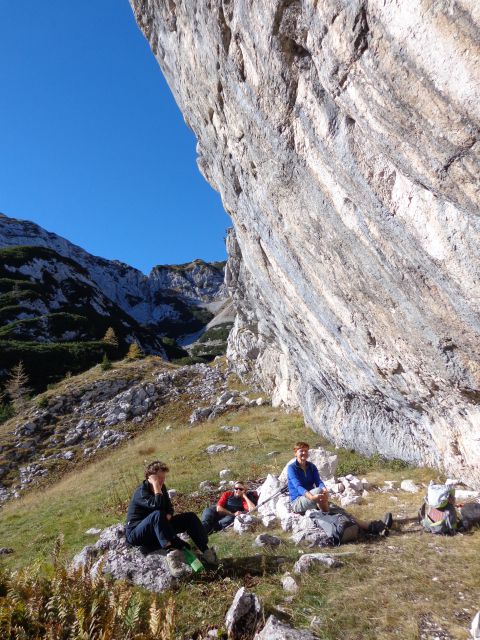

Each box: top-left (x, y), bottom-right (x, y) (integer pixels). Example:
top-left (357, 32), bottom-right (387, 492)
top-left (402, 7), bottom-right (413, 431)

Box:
top-left (205, 444), bottom-right (236, 455)
top-left (340, 493), bottom-right (363, 507)
top-left (281, 574), bottom-right (298, 593)
top-left (167, 489), bottom-right (177, 498)
top-left (262, 514), bottom-right (277, 528)
top-left (219, 469), bottom-right (232, 480)
top-left (234, 514), bottom-right (258, 534)
top-left (471, 611), bottom-right (480, 639)
top-left (293, 553), bottom-right (343, 573)
top-left (456, 489), bottom-right (480, 501)
top-left (225, 587), bottom-right (263, 640)
top-left (253, 533), bottom-right (281, 547)
top-left (400, 479), bottom-right (420, 493)
top-left (85, 528), bottom-right (102, 535)
top-left (0, 548), bottom-right (14, 555)
top-left (220, 425), bottom-right (240, 432)
top-left (254, 615), bottom-right (316, 640)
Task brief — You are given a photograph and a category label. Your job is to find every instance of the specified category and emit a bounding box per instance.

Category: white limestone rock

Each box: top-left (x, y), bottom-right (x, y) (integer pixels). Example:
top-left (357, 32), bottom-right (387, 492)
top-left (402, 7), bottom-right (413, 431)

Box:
top-left (293, 553), bottom-right (343, 573)
top-left (225, 587), bottom-right (263, 640)
top-left (281, 574), bottom-right (299, 594)
top-left (234, 514), bottom-right (258, 535)
top-left (254, 616), bottom-right (316, 640)
top-left (72, 524), bottom-right (175, 593)
top-left (205, 444), bottom-right (236, 455)
top-left (400, 479), bottom-right (420, 493)
top-left (253, 534), bottom-right (281, 547)
top-left (471, 611), bottom-right (480, 639)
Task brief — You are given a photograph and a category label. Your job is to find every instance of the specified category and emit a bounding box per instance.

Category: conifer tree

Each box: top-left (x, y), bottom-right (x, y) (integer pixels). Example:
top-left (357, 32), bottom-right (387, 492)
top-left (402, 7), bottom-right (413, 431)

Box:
top-left (101, 353), bottom-right (112, 371)
top-left (126, 341), bottom-right (144, 360)
top-left (5, 361), bottom-right (31, 413)
top-left (102, 326), bottom-right (118, 347)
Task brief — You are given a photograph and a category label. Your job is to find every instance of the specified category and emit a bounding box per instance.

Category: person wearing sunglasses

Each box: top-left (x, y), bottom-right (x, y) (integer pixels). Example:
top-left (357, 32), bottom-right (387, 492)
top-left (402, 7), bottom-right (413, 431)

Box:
top-left (201, 481), bottom-right (258, 534)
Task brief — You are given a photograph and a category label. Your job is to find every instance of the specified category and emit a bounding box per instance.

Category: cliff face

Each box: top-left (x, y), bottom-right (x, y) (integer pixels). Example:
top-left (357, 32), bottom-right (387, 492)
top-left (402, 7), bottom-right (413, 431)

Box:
top-left (130, 0), bottom-right (480, 486)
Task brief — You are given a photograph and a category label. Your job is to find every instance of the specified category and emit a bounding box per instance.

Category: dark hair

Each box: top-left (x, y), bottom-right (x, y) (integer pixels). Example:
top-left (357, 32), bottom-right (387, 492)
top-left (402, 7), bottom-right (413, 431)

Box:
top-left (145, 460), bottom-right (169, 480)
top-left (293, 441), bottom-right (310, 451)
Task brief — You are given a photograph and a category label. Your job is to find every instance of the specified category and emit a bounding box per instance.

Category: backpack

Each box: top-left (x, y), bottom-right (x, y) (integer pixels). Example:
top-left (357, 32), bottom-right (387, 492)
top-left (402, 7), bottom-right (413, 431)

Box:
top-left (419, 483), bottom-right (460, 535)
top-left (308, 507), bottom-right (360, 546)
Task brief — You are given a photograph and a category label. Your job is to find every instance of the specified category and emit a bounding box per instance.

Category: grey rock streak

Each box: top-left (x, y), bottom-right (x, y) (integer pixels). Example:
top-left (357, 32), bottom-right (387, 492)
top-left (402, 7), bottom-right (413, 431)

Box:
top-left (129, 0), bottom-right (480, 487)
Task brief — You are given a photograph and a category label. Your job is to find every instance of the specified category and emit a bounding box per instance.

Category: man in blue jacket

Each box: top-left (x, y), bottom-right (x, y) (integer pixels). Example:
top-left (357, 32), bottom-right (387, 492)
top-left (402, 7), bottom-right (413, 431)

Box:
top-left (288, 441), bottom-right (330, 513)
top-left (287, 442), bottom-right (392, 534)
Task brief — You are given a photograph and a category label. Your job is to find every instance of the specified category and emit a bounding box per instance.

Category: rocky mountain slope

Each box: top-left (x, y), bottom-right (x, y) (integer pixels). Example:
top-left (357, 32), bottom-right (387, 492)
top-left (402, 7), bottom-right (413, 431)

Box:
top-left (129, 0), bottom-right (480, 488)
top-left (0, 214), bottom-right (229, 386)
top-left (0, 214), bottom-right (226, 325)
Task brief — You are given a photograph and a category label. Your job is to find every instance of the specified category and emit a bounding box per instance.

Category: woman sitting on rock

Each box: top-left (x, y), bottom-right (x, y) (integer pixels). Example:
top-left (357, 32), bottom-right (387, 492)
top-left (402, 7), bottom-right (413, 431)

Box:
top-left (125, 460), bottom-right (217, 576)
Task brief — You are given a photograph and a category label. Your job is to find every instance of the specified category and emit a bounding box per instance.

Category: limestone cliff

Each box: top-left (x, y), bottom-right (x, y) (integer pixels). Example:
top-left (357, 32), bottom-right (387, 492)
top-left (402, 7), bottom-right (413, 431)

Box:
top-left (130, 0), bottom-right (480, 486)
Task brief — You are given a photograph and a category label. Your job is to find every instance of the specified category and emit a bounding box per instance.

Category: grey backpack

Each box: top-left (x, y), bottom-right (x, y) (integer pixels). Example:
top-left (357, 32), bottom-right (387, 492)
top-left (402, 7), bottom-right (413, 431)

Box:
top-left (309, 508), bottom-right (359, 545)
top-left (419, 483), bottom-right (460, 535)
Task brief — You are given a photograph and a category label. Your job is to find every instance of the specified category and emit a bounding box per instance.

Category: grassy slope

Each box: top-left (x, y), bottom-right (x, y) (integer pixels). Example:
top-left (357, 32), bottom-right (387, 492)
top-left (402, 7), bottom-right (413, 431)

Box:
top-left (1, 388), bottom-right (479, 638)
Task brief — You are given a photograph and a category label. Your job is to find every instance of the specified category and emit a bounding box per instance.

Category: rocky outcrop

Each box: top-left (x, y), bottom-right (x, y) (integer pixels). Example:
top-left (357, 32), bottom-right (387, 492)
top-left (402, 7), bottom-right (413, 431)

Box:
top-left (130, 1), bottom-right (480, 487)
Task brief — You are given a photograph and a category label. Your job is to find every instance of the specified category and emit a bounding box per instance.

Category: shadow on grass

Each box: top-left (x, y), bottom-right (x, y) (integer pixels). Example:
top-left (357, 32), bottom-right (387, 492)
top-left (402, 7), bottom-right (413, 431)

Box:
top-left (214, 554), bottom-right (289, 578)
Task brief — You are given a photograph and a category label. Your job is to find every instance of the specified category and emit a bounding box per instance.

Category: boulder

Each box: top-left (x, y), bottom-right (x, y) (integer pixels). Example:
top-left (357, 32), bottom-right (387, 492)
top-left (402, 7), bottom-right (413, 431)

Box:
top-left (256, 474), bottom-right (282, 517)
top-left (72, 524), bottom-right (175, 593)
top-left (225, 587), bottom-right (263, 640)
top-left (219, 468), bottom-right (233, 480)
top-left (254, 616), bottom-right (316, 640)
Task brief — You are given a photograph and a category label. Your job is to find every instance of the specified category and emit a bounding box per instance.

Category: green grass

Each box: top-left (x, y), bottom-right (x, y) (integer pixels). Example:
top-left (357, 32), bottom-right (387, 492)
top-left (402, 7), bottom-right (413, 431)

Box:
top-left (0, 385), bottom-right (479, 639)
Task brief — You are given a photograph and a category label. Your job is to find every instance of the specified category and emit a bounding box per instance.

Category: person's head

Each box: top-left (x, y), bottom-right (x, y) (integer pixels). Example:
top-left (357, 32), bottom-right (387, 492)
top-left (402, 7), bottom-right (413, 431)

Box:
top-left (233, 481), bottom-right (246, 494)
top-left (293, 441), bottom-right (310, 464)
top-left (145, 460), bottom-right (169, 483)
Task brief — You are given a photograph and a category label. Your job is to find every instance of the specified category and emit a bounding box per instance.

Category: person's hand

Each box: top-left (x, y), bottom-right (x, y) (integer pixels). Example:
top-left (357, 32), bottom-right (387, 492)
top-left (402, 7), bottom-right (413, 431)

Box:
top-left (166, 513), bottom-right (172, 521)
top-left (234, 511), bottom-right (243, 516)
top-left (148, 473), bottom-right (163, 493)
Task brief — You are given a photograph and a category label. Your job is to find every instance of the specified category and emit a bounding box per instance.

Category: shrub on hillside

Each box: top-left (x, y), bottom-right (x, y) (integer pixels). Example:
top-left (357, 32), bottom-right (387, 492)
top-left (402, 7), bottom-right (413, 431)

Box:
top-left (126, 341), bottom-right (144, 360)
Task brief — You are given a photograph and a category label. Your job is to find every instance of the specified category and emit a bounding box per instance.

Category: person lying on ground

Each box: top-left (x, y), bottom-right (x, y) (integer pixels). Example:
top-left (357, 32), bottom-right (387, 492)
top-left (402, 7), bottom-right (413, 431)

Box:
top-left (288, 441), bottom-right (392, 535)
top-left (201, 481), bottom-right (258, 534)
top-left (125, 460), bottom-right (218, 575)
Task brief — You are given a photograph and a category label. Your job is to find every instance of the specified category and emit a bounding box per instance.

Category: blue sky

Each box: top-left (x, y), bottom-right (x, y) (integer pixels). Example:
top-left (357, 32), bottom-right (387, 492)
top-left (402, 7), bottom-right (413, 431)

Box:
top-left (0, 1), bottom-right (230, 274)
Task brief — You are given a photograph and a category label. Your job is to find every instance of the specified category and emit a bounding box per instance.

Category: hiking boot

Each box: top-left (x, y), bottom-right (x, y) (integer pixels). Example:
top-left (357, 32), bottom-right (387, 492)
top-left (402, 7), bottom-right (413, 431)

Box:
top-left (383, 512), bottom-right (393, 530)
top-left (201, 547), bottom-right (218, 566)
top-left (166, 549), bottom-right (192, 579)
top-left (367, 520), bottom-right (387, 536)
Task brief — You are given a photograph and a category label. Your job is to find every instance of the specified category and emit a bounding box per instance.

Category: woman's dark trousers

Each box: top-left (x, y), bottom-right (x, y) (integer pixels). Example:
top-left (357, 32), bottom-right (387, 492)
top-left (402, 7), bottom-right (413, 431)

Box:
top-left (126, 511), bottom-right (208, 552)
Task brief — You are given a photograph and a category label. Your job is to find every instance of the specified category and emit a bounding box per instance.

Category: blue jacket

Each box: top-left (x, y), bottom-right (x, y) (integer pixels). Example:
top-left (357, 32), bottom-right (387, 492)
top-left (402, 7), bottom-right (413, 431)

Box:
top-left (287, 460), bottom-right (325, 502)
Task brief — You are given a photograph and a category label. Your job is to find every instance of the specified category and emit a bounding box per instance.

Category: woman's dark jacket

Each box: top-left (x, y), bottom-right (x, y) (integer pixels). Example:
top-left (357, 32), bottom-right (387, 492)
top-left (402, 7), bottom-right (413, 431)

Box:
top-left (125, 480), bottom-right (174, 530)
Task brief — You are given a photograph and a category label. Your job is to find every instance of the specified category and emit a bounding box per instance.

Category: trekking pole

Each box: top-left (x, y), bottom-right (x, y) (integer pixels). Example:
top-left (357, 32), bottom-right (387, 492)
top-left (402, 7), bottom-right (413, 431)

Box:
top-left (220, 484), bottom-right (289, 533)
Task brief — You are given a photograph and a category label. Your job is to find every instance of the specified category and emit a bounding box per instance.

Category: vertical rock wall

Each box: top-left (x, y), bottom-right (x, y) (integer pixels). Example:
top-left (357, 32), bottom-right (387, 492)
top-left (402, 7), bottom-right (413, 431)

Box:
top-left (130, 0), bottom-right (480, 486)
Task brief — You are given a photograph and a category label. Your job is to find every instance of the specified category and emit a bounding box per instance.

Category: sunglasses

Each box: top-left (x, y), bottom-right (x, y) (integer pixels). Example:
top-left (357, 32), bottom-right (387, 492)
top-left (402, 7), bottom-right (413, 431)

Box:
top-left (234, 486), bottom-right (245, 491)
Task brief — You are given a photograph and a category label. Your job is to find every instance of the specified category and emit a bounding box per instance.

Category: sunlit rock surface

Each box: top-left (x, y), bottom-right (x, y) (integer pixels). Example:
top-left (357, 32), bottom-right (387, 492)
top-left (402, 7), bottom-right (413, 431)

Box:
top-left (130, 0), bottom-right (480, 486)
